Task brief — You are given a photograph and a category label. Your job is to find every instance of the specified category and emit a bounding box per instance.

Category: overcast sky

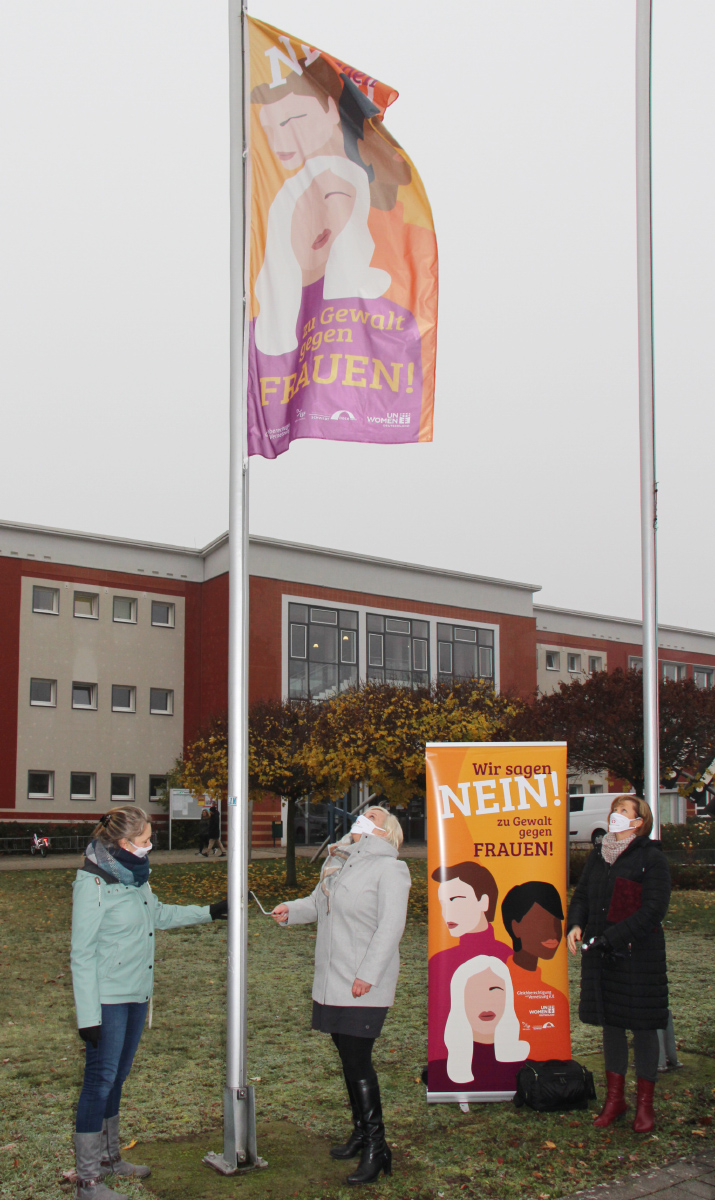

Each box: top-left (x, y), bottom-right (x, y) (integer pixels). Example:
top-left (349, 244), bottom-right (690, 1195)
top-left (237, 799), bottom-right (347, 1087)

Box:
top-left (0, 2), bottom-right (712, 630)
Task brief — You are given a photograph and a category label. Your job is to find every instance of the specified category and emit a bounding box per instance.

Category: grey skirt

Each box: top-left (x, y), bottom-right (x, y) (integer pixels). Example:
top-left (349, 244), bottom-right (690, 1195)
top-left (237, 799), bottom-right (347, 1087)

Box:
top-left (312, 1001), bottom-right (388, 1038)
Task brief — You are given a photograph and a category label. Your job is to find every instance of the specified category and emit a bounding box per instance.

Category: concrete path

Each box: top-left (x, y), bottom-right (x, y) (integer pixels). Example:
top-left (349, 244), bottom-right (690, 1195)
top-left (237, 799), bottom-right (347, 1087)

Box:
top-left (560, 1152), bottom-right (715, 1200)
top-left (0, 843), bottom-right (427, 870)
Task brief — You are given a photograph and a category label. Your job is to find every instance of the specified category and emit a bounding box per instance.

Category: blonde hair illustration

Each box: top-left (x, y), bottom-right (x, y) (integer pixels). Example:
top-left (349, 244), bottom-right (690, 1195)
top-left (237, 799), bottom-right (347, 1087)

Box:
top-left (444, 955), bottom-right (530, 1084)
top-left (254, 155), bottom-right (391, 357)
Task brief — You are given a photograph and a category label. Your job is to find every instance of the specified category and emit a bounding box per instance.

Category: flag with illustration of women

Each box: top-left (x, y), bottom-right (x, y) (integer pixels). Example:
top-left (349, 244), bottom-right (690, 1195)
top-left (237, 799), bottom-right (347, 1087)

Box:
top-left (246, 16), bottom-right (438, 458)
top-left (426, 742), bottom-right (571, 1103)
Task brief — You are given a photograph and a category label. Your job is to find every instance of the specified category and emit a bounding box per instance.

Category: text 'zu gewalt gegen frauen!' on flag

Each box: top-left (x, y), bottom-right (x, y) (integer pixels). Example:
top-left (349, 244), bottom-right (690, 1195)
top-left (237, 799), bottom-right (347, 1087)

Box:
top-left (246, 17), bottom-right (438, 458)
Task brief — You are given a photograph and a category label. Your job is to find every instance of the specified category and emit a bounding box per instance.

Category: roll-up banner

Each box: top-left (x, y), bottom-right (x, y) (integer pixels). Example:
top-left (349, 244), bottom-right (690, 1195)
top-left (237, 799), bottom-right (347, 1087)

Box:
top-left (426, 742), bottom-right (570, 1103)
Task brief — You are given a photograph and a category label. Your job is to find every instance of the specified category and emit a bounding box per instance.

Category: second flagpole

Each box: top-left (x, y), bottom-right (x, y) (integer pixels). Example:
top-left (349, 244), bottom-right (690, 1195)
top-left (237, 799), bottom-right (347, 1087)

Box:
top-left (204, 0), bottom-right (265, 1174)
top-left (635, 0), bottom-right (660, 836)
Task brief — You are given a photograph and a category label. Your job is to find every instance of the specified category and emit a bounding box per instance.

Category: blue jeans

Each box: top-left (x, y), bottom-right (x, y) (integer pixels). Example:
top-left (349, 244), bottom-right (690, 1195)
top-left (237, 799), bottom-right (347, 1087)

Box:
top-left (75, 1002), bottom-right (148, 1133)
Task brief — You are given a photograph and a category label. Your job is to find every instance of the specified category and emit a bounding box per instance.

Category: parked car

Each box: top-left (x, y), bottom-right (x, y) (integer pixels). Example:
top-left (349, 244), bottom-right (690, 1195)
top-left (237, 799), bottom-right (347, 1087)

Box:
top-left (568, 793), bottom-right (634, 845)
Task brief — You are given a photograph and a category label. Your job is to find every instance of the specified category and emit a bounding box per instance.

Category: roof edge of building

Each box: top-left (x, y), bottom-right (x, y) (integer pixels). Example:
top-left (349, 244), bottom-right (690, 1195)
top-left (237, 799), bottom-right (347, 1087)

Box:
top-left (535, 603), bottom-right (715, 643)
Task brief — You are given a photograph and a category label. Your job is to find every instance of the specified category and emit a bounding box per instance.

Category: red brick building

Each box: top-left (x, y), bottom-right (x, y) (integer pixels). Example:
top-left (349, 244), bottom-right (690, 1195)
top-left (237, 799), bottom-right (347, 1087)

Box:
top-left (1, 519), bottom-right (713, 843)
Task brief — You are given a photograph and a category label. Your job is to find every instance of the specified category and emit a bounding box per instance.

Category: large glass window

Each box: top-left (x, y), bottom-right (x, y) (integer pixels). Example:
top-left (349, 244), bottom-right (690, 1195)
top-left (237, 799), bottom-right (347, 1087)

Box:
top-left (694, 668), bottom-right (713, 689)
top-left (437, 623), bottom-right (494, 685)
top-left (367, 614), bottom-right (429, 688)
top-left (288, 604), bottom-right (358, 700)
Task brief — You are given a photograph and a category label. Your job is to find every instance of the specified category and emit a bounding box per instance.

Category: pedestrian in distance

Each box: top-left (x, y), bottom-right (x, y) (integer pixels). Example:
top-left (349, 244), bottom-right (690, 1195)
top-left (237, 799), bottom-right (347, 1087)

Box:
top-left (207, 804), bottom-right (226, 857)
top-left (70, 805), bottom-right (228, 1200)
top-left (197, 807), bottom-right (211, 856)
top-left (272, 806), bottom-right (411, 1186)
top-left (567, 794), bottom-right (671, 1134)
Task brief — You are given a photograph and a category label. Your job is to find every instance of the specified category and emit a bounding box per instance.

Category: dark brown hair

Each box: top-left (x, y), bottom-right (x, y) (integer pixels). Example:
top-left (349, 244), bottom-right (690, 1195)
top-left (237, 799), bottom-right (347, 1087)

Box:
top-left (431, 861), bottom-right (499, 923)
top-left (610, 794), bottom-right (653, 838)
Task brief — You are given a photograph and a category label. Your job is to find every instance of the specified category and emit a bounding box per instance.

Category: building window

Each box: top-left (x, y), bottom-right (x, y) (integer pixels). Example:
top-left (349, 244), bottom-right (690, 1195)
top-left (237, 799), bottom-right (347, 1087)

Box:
top-left (367, 613), bottom-right (429, 688)
top-left (589, 784), bottom-right (604, 794)
top-left (72, 682), bottom-right (98, 710)
top-left (567, 653), bottom-right (582, 674)
top-left (437, 623), bottom-right (494, 685)
top-left (589, 656), bottom-right (603, 674)
top-left (288, 604), bottom-right (358, 700)
top-left (149, 775), bottom-right (167, 802)
top-left (662, 662), bottom-right (686, 682)
top-left (151, 601), bottom-right (175, 628)
top-left (111, 685), bottom-right (136, 713)
top-left (113, 596), bottom-right (137, 624)
top-left (545, 651), bottom-right (560, 671)
top-left (569, 784), bottom-right (584, 796)
top-left (150, 688), bottom-right (174, 715)
top-left (28, 770), bottom-right (54, 800)
top-left (71, 772), bottom-right (96, 801)
top-left (694, 668), bottom-right (713, 689)
top-left (629, 656), bottom-right (643, 671)
top-left (32, 586), bottom-right (59, 615)
top-left (111, 774), bottom-right (135, 802)
top-left (30, 678), bottom-right (57, 707)
top-left (74, 591), bottom-right (99, 620)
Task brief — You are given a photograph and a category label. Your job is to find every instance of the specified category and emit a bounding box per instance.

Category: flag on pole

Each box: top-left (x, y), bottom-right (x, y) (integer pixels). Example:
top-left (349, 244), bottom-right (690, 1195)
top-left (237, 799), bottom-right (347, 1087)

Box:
top-left (246, 17), bottom-right (438, 458)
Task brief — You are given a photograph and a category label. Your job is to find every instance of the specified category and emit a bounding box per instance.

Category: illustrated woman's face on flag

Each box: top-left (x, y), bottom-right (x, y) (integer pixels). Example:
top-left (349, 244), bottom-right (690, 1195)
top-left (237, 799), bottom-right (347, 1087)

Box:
top-left (463, 968), bottom-right (507, 1044)
top-left (259, 90), bottom-right (342, 169)
top-left (437, 877), bottom-right (491, 939)
top-left (290, 170), bottom-right (357, 285)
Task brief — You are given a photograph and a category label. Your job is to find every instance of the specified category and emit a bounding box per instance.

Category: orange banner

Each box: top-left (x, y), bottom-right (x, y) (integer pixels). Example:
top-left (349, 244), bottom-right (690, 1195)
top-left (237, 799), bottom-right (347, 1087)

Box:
top-left (426, 742), bottom-right (570, 1102)
top-left (246, 16), bottom-right (438, 458)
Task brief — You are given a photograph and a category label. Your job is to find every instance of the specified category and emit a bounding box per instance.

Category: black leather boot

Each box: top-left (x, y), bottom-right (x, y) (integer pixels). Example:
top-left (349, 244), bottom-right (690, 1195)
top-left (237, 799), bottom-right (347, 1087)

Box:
top-left (346, 1077), bottom-right (392, 1186)
top-left (330, 1074), bottom-right (365, 1160)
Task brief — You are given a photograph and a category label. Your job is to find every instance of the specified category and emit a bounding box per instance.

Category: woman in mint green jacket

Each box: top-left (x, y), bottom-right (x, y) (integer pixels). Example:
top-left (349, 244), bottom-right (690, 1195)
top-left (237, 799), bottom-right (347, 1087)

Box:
top-left (70, 805), bottom-right (227, 1200)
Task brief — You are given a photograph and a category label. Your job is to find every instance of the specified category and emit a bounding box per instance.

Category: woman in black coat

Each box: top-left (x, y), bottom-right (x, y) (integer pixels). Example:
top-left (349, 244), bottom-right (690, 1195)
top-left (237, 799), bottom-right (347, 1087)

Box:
top-left (567, 795), bottom-right (670, 1134)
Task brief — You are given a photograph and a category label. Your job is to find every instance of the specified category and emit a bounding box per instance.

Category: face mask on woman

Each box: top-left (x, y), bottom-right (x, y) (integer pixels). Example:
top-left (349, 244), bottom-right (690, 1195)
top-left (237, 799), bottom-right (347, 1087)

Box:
top-left (128, 841), bottom-right (152, 858)
top-left (352, 814), bottom-right (379, 837)
top-left (608, 811), bottom-right (637, 834)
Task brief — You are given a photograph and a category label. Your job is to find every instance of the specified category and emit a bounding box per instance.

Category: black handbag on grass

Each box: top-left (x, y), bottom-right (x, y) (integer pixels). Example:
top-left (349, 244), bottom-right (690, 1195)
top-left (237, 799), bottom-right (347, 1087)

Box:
top-left (513, 1060), bottom-right (597, 1112)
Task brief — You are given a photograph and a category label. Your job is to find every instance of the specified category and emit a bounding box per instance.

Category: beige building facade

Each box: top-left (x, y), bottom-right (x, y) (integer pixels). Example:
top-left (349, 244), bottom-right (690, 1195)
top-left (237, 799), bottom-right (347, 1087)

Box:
top-left (15, 575), bottom-right (184, 817)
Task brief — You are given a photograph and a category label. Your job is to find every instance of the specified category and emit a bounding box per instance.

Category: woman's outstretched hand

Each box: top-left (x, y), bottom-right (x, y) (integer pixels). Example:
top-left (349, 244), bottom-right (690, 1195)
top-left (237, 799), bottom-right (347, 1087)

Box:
top-left (567, 926), bottom-right (583, 955)
top-left (271, 903), bottom-right (289, 924)
top-left (352, 978), bottom-right (372, 998)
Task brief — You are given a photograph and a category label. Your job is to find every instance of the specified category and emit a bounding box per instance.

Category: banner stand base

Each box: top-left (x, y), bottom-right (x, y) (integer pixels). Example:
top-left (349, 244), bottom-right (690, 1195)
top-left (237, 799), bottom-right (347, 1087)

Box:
top-left (427, 1090), bottom-right (515, 1104)
top-left (203, 1086), bottom-right (268, 1174)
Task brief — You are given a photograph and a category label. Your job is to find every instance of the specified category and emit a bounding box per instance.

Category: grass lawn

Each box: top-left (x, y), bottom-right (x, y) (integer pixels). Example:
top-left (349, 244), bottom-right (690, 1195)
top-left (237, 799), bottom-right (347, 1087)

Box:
top-left (1, 861), bottom-right (714, 1200)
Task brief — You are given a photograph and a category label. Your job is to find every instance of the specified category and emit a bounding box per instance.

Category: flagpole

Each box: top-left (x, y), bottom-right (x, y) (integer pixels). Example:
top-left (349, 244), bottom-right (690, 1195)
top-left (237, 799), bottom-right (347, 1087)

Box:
top-left (204, 0), bottom-right (265, 1174)
top-left (635, 0), bottom-right (660, 837)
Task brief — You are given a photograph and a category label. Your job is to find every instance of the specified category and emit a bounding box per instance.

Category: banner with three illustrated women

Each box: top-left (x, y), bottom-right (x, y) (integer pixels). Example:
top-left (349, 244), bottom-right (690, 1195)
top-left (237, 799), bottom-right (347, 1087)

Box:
top-left (426, 742), bottom-right (570, 1102)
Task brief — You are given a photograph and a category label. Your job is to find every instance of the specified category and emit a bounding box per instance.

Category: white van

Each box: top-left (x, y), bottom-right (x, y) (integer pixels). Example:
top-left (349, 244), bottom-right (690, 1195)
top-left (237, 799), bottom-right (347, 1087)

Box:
top-left (569, 793), bottom-right (629, 845)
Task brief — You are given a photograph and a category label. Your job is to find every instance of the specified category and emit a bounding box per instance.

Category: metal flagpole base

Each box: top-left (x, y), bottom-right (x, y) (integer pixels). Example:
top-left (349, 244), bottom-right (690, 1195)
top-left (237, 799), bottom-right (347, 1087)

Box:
top-left (203, 1086), bottom-right (267, 1175)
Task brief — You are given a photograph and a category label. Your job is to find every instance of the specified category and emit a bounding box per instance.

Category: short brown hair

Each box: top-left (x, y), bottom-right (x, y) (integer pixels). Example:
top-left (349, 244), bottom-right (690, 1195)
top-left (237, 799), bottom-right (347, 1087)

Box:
top-left (431, 861), bottom-right (499, 923)
top-left (92, 805), bottom-right (149, 847)
top-left (610, 794), bottom-right (653, 838)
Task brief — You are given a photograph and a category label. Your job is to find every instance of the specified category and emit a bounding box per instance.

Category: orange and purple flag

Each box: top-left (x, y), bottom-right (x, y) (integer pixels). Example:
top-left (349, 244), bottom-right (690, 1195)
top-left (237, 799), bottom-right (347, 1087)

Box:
top-left (246, 16), bottom-right (438, 458)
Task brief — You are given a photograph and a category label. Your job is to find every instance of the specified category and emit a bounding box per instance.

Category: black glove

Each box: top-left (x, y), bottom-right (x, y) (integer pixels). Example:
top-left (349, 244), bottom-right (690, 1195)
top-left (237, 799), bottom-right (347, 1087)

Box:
top-left (78, 1025), bottom-right (102, 1047)
top-left (210, 899), bottom-right (228, 921)
top-left (582, 934), bottom-right (609, 954)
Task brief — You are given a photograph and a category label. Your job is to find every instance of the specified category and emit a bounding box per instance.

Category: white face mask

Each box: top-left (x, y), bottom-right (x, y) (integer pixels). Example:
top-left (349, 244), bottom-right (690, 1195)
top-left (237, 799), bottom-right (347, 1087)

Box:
top-left (351, 814), bottom-right (379, 838)
top-left (129, 840), bottom-right (152, 857)
top-left (609, 811), bottom-right (636, 834)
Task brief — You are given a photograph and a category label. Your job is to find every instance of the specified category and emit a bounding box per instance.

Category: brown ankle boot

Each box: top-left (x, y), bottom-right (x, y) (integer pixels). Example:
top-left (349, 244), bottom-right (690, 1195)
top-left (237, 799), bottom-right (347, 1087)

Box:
top-left (632, 1078), bottom-right (655, 1132)
top-left (593, 1071), bottom-right (627, 1127)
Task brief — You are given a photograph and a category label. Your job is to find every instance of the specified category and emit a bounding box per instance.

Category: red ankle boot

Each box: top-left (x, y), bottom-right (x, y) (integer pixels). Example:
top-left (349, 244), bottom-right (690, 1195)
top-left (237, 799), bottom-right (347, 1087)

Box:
top-left (632, 1078), bottom-right (655, 1132)
top-left (593, 1071), bottom-right (627, 1127)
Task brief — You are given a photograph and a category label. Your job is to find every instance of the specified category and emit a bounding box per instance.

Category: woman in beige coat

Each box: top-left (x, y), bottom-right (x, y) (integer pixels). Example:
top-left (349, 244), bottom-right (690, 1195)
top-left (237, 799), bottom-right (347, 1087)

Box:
top-left (272, 806), bottom-right (410, 1186)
